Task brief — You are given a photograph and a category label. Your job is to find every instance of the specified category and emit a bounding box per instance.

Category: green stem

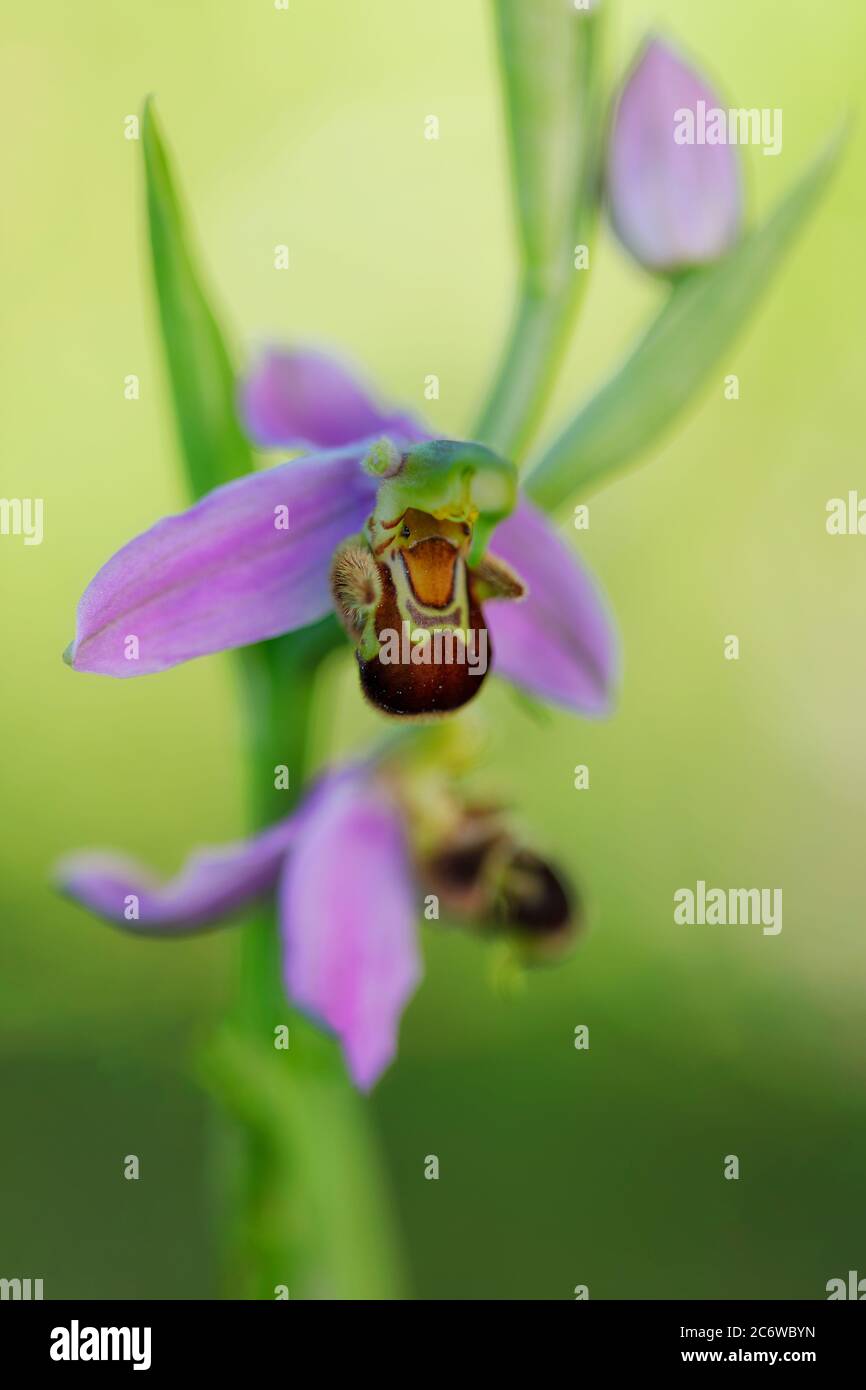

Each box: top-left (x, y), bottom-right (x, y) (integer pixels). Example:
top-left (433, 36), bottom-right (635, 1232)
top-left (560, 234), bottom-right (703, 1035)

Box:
top-left (473, 275), bottom-right (587, 461)
top-left (474, 0), bottom-right (605, 462)
top-left (206, 623), bottom-right (406, 1300)
top-left (235, 620), bottom-right (338, 1023)
top-left (140, 96), bottom-right (406, 1303)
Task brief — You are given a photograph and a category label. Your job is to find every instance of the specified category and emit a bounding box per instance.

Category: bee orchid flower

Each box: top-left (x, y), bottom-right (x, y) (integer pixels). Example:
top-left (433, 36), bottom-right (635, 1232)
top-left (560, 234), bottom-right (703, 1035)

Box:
top-left (56, 756), bottom-right (578, 1089)
top-left (65, 350), bottom-right (616, 719)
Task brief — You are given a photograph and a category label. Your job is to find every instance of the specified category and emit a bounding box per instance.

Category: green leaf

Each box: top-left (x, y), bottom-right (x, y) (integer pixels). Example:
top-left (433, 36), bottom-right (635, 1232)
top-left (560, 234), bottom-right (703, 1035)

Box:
top-left (142, 97), bottom-right (253, 501)
top-left (474, 0), bottom-right (605, 459)
top-left (524, 133), bottom-right (845, 512)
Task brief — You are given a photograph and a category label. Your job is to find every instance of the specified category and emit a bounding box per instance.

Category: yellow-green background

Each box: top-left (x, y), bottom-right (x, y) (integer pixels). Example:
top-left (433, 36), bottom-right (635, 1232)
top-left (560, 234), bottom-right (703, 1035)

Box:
top-left (2, 0), bottom-right (864, 1298)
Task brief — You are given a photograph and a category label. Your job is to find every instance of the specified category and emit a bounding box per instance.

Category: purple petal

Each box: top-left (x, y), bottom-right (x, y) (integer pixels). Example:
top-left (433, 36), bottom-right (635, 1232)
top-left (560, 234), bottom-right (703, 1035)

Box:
top-left (280, 772), bottom-right (420, 1090)
top-left (607, 38), bottom-right (742, 272)
top-left (68, 445), bottom-right (377, 677)
top-left (486, 496), bottom-right (616, 715)
top-left (56, 816), bottom-right (297, 933)
top-left (241, 348), bottom-right (424, 450)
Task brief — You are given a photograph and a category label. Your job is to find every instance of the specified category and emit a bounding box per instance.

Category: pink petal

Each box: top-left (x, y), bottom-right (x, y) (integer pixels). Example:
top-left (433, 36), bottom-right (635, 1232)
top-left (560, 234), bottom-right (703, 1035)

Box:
top-left (67, 445), bottom-right (376, 677)
top-left (487, 496), bottom-right (616, 715)
top-left (56, 816), bottom-right (297, 933)
top-left (280, 772), bottom-right (420, 1090)
top-left (241, 348), bottom-right (424, 450)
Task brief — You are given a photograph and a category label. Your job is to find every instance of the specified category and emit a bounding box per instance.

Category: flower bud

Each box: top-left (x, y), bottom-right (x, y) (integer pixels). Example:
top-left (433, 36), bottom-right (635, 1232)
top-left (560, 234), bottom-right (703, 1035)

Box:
top-left (607, 37), bottom-right (742, 274)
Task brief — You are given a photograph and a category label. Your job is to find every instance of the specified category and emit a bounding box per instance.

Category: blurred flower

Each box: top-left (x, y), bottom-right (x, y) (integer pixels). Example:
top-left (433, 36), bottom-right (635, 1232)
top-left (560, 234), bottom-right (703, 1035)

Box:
top-left (607, 37), bottom-right (742, 274)
top-left (424, 805), bottom-right (576, 962)
top-left (65, 350), bottom-right (615, 719)
top-left (56, 754), bottom-right (579, 1089)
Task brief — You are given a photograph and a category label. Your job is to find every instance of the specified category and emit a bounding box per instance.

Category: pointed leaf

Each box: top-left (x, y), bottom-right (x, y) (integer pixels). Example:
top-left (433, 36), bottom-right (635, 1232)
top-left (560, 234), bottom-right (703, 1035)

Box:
top-left (525, 133), bottom-right (845, 510)
top-left (142, 97), bottom-right (253, 500)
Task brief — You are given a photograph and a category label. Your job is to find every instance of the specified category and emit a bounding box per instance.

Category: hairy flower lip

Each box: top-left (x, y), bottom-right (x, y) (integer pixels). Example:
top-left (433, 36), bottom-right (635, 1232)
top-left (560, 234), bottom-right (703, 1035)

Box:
top-left (495, 848), bottom-right (576, 942)
top-left (423, 808), bottom-right (579, 959)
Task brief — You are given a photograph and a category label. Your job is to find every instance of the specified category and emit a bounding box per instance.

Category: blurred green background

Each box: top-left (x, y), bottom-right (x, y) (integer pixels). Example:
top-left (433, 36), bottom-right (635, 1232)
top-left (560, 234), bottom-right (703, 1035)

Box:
top-left (2, 0), bottom-right (865, 1299)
